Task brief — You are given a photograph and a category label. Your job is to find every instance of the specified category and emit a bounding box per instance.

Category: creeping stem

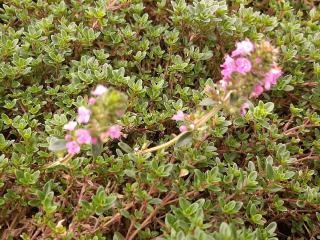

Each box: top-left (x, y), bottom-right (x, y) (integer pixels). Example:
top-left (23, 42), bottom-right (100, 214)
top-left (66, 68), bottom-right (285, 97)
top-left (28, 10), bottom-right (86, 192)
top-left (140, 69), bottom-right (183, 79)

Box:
top-left (43, 153), bottom-right (74, 169)
top-left (136, 132), bottom-right (188, 155)
top-left (136, 105), bottom-right (221, 155)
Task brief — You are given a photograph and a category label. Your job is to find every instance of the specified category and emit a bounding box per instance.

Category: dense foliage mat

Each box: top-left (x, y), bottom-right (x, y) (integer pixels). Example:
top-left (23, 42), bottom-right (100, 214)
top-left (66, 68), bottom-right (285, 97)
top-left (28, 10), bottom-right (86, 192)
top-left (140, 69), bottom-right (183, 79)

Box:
top-left (0, 0), bottom-right (320, 239)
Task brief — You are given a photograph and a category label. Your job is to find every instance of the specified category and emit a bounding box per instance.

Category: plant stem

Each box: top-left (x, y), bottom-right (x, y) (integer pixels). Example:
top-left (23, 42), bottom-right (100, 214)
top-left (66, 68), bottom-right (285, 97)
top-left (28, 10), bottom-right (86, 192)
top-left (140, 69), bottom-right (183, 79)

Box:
top-left (137, 132), bottom-right (188, 155)
top-left (136, 105), bottom-right (221, 155)
top-left (195, 105), bottom-right (221, 127)
top-left (42, 153), bottom-right (74, 169)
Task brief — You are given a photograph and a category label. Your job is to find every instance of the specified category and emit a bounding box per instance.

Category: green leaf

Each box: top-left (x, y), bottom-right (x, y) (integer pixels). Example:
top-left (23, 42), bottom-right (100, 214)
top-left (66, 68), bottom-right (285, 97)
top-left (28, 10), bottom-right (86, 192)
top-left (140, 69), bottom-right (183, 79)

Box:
top-left (266, 163), bottom-right (274, 180)
top-left (175, 132), bottom-right (192, 147)
top-left (265, 102), bottom-right (274, 112)
top-left (92, 138), bottom-right (103, 157)
top-left (251, 214), bottom-right (266, 225)
top-left (199, 98), bottom-right (215, 106)
top-left (48, 137), bottom-right (67, 152)
top-left (113, 232), bottom-right (125, 240)
top-left (219, 222), bottom-right (231, 236)
top-left (118, 142), bottom-right (133, 153)
top-left (266, 222), bottom-right (277, 234)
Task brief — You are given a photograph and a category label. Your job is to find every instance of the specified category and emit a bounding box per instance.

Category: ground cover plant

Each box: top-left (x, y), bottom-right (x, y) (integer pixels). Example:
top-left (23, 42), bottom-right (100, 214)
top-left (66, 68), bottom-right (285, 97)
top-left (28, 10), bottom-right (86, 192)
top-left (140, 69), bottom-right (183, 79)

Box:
top-left (0, 0), bottom-right (320, 239)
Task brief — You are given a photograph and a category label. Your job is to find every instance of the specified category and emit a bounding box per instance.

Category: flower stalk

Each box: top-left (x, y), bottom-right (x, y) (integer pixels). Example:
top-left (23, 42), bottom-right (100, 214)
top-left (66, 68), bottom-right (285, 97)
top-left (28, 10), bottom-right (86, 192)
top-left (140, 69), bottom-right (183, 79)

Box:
top-left (136, 105), bottom-right (222, 155)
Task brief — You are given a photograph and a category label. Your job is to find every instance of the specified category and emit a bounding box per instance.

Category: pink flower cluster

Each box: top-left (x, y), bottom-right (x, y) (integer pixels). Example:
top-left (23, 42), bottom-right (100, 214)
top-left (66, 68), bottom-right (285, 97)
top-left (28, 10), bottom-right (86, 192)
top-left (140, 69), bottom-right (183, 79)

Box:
top-left (63, 85), bottom-right (122, 155)
top-left (220, 39), bottom-right (282, 97)
top-left (219, 40), bottom-right (282, 115)
top-left (220, 39), bottom-right (254, 88)
top-left (100, 125), bottom-right (122, 140)
top-left (172, 111), bottom-right (184, 121)
top-left (251, 67), bottom-right (282, 98)
top-left (172, 111), bottom-right (189, 133)
top-left (64, 125), bottom-right (93, 155)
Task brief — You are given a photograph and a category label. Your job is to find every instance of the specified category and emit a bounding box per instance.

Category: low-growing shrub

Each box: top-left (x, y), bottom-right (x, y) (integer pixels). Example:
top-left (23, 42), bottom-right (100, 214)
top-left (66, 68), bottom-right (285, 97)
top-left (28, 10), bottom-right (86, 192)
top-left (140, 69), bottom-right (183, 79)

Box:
top-left (0, 0), bottom-right (319, 239)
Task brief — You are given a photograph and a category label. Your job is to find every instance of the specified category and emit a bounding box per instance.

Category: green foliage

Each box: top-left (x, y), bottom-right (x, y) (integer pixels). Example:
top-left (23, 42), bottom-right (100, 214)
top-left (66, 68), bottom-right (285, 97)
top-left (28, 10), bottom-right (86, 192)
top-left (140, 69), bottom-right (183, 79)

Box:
top-left (0, 0), bottom-right (320, 239)
top-left (77, 186), bottom-right (117, 219)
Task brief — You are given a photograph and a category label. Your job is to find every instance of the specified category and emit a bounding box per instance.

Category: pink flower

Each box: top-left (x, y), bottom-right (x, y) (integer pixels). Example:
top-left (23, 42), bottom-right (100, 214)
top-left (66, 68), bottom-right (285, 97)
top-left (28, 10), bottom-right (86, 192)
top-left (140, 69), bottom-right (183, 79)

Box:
top-left (172, 111), bottom-right (185, 121)
top-left (255, 57), bottom-right (262, 64)
top-left (220, 80), bottom-right (228, 90)
top-left (263, 67), bottom-right (282, 90)
top-left (63, 121), bottom-right (77, 131)
top-left (232, 39), bottom-right (254, 57)
top-left (105, 125), bottom-right (122, 139)
top-left (66, 141), bottom-right (80, 155)
top-left (179, 125), bottom-right (188, 133)
top-left (92, 85), bottom-right (107, 96)
top-left (88, 97), bottom-right (96, 105)
top-left (116, 110), bottom-right (125, 117)
top-left (91, 137), bottom-right (97, 144)
top-left (100, 132), bottom-right (108, 141)
top-left (65, 134), bottom-right (72, 141)
top-left (235, 58), bottom-right (252, 74)
top-left (251, 85), bottom-right (264, 98)
top-left (76, 129), bottom-right (92, 144)
top-left (77, 106), bottom-right (91, 124)
top-left (240, 102), bottom-right (250, 116)
top-left (221, 55), bottom-right (235, 80)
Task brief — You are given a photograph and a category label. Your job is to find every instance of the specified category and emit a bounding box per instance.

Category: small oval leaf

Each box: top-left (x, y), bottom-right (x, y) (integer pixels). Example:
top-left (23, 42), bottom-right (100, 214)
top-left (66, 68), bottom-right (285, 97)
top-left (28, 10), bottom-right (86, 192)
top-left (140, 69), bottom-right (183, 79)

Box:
top-left (48, 137), bottom-right (67, 152)
top-left (175, 132), bottom-right (192, 147)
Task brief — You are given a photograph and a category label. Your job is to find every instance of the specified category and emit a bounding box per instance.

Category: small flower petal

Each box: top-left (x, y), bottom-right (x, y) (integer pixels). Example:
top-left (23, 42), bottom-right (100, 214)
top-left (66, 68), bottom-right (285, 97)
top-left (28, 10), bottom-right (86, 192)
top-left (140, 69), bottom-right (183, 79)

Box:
top-left (220, 80), bottom-right (228, 90)
top-left (172, 111), bottom-right (185, 121)
top-left (76, 129), bottom-right (92, 144)
top-left (179, 125), bottom-right (188, 133)
top-left (92, 85), bottom-right (107, 96)
top-left (91, 137), bottom-right (97, 144)
top-left (220, 55), bottom-right (235, 80)
top-left (63, 121), bottom-right (77, 131)
top-left (231, 39), bottom-right (254, 57)
top-left (240, 102), bottom-right (250, 116)
top-left (65, 134), bottom-right (72, 141)
top-left (103, 125), bottom-right (122, 139)
top-left (251, 85), bottom-right (264, 98)
top-left (263, 67), bottom-right (282, 90)
top-left (77, 106), bottom-right (91, 124)
top-left (88, 97), bottom-right (96, 105)
top-left (235, 58), bottom-right (252, 74)
top-left (66, 141), bottom-right (80, 155)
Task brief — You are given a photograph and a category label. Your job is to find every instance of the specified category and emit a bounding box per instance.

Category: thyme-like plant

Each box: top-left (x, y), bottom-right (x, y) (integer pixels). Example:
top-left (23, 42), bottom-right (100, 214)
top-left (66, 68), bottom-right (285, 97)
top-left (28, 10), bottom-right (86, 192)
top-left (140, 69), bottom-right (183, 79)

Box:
top-left (0, 1), bottom-right (320, 239)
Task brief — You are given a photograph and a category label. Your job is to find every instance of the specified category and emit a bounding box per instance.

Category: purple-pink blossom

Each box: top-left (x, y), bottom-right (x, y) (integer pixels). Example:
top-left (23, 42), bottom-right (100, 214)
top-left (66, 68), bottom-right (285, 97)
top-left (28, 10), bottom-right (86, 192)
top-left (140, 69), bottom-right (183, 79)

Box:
top-left (263, 67), bottom-right (282, 90)
top-left (66, 141), bottom-right (81, 155)
top-left (77, 106), bottom-right (91, 124)
top-left (179, 125), bottom-right (188, 133)
top-left (251, 85), bottom-right (264, 98)
top-left (88, 97), bottom-right (96, 105)
top-left (116, 110), bottom-right (125, 117)
top-left (220, 80), bottom-right (228, 90)
top-left (63, 121), bottom-right (77, 131)
top-left (172, 111), bottom-right (185, 121)
top-left (76, 129), bottom-right (92, 144)
top-left (232, 39), bottom-right (254, 57)
top-left (104, 125), bottom-right (122, 139)
top-left (221, 55), bottom-right (235, 80)
top-left (91, 137), bottom-right (97, 144)
top-left (240, 102), bottom-right (250, 116)
top-left (92, 85), bottom-right (107, 96)
top-left (65, 134), bottom-right (72, 141)
top-left (255, 57), bottom-right (262, 64)
top-left (235, 58), bottom-right (252, 74)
